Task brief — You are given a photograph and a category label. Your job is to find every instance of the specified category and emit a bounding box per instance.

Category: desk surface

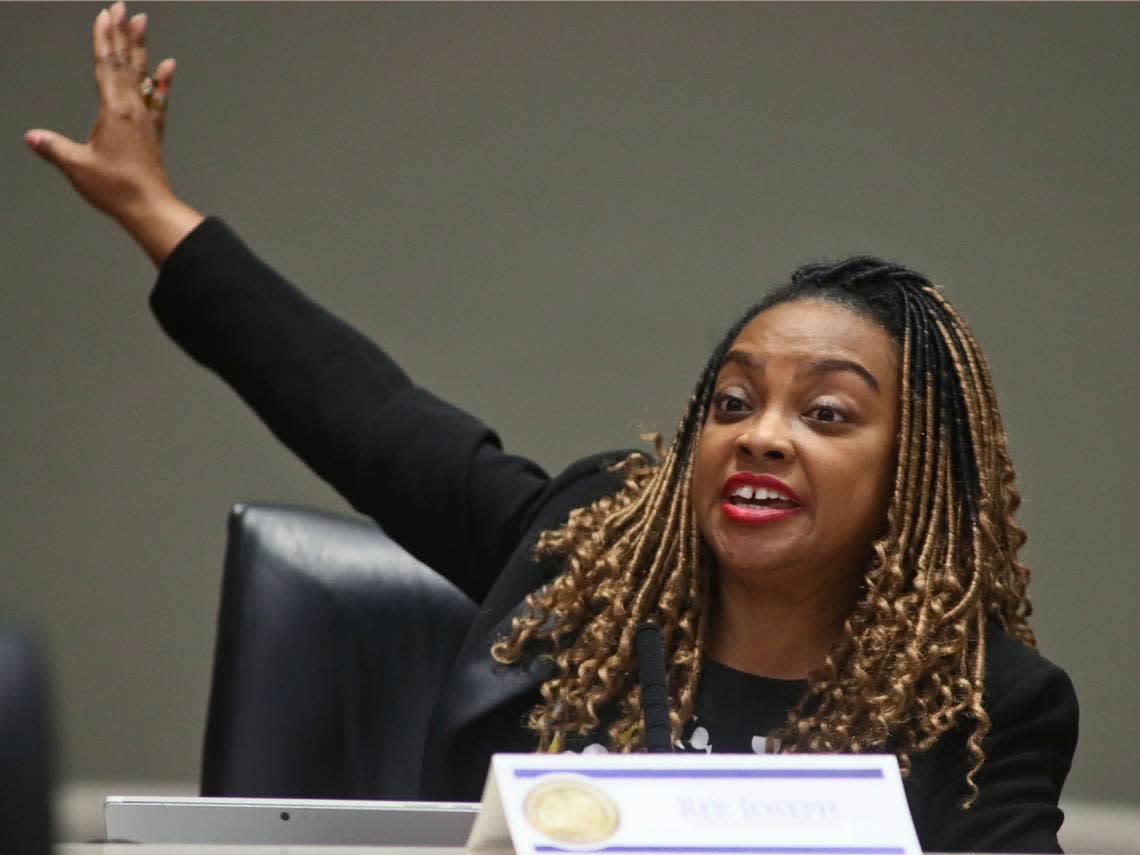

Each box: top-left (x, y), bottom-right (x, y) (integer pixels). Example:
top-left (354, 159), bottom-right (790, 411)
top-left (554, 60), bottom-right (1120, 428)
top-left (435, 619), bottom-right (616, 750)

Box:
top-left (55, 849), bottom-right (1082, 855)
top-left (59, 847), bottom-right (465, 855)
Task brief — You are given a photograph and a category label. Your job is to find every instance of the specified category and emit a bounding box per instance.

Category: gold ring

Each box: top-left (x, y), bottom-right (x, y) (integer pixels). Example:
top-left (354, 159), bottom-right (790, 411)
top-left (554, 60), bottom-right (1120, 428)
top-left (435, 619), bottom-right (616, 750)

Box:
top-left (138, 75), bottom-right (168, 110)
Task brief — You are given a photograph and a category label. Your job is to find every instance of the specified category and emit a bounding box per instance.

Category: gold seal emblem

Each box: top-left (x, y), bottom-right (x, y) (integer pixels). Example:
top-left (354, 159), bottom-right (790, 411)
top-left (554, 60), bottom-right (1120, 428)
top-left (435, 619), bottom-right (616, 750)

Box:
top-left (523, 776), bottom-right (621, 845)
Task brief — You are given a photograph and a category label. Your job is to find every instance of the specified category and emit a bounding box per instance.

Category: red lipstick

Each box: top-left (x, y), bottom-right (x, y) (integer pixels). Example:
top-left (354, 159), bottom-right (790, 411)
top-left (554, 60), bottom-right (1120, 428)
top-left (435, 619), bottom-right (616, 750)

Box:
top-left (719, 473), bottom-right (804, 525)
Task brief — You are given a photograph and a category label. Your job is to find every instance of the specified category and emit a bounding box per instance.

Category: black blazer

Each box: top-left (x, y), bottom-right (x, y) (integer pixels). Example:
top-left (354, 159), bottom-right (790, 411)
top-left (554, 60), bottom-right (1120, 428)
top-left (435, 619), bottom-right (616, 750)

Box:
top-left (151, 217), bottom-right (1078, 853)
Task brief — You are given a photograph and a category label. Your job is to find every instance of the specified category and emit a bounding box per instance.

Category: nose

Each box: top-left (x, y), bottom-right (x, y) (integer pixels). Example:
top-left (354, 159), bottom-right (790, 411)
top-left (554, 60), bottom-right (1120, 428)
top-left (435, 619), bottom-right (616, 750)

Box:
top-left (734, 408), bottom-right (795, 462)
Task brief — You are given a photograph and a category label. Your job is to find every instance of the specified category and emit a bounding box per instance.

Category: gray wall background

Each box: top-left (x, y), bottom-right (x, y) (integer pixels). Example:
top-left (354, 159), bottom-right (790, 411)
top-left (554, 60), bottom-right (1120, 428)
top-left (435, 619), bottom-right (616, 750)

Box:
top-left (2, 2), bottom-right (1137, 805)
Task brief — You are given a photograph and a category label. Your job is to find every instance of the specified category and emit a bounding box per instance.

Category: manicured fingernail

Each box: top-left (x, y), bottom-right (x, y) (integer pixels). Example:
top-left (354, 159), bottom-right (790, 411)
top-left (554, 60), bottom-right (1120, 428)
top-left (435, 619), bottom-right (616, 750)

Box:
top-left (136, 13), bottom-right (147, 34)
top-left (25, 131), bottom-right (44, 148)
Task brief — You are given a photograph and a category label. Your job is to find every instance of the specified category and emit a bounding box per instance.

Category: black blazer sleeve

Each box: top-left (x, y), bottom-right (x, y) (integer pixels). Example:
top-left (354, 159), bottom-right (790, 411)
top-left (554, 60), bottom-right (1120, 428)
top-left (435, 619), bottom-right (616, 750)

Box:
top-left (150, 217), bottom-right (549, 603)
top-left (916, 636), bottom-right (1079, 853)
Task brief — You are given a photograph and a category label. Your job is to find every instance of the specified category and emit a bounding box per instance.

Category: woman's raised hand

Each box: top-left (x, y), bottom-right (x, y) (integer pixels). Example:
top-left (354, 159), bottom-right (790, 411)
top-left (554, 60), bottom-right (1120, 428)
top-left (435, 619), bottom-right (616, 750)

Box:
top-left (26, 1), bottom-right (203, 265)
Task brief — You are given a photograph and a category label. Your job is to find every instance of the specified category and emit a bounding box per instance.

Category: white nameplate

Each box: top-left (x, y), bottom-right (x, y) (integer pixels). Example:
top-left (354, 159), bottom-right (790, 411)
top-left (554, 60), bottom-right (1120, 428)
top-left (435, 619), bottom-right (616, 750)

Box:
top-left (467, 753), bottom-right (920, 855)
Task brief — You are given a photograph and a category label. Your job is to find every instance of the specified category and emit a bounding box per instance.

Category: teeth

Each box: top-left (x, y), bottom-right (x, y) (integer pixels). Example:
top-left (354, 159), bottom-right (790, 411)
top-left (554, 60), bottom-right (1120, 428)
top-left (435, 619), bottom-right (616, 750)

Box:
top-left (729, 483), bottom-right (794, 502)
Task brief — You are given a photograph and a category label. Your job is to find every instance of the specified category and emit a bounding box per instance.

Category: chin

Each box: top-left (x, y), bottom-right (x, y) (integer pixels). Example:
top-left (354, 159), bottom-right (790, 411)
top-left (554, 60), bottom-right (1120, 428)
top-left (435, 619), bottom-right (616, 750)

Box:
top-left (709, 542), bottom-right (805, 581)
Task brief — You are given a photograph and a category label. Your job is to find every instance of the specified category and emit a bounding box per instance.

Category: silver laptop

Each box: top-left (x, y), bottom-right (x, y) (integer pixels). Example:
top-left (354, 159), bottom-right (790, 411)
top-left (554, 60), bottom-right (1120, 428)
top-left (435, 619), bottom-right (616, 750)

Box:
top-left (104, 795), bottom-right (479, 845)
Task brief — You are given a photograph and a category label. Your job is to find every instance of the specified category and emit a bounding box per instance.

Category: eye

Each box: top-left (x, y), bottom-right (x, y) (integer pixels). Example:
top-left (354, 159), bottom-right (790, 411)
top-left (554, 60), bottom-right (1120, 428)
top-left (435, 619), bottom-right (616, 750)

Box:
top-left (806, 401), bottom-right (847, 424)
top-left (713, 388), bottom-right (751, 415)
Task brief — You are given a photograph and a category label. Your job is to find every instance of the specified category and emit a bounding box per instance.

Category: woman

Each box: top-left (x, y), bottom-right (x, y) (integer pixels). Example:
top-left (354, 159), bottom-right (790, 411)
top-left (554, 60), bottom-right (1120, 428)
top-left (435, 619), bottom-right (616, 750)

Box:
top-left (27, 4), bottom-right (1077, 852)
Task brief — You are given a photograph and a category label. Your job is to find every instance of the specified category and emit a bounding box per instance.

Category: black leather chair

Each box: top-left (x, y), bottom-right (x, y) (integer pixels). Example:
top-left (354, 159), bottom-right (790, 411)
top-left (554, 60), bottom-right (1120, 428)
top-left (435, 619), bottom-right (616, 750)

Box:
top-left (200, 504), bottom-right (477, 800)
top-left (0, 622), bottom-right (53, 855)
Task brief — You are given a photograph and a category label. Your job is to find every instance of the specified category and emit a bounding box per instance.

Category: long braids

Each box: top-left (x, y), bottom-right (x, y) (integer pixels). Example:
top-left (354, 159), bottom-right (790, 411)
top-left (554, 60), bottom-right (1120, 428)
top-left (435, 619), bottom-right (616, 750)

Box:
top-left (492, 256), bottom-right (1035, 806)
top-left (490, 381), bottom-right (718, 750)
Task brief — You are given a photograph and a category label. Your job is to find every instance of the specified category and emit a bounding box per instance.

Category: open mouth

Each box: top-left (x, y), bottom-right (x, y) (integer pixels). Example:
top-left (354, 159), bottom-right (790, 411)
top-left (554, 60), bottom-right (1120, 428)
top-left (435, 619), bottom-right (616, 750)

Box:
top-left (724, 484), bottom-right (799, 510)
top-left (718, 476), bottom-right (804, 524)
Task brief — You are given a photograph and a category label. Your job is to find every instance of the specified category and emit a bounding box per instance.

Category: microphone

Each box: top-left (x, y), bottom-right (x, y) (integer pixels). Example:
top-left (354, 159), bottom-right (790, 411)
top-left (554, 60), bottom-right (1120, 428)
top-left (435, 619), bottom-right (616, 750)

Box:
top-left (634, 621), bottom-right (673, 753)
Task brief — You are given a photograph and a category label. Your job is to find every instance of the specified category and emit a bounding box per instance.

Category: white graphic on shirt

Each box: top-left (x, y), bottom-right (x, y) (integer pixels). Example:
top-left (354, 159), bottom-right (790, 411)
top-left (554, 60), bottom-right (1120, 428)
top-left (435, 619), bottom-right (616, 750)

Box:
top-left (750, 735), bottom-right (782, 754)
top-left (689, 726), bottom-right (712, 753)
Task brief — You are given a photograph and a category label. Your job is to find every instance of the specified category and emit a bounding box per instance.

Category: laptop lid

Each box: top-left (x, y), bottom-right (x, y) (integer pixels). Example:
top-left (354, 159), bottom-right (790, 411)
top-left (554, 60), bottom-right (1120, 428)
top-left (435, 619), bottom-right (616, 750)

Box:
top-left (104, 795), bottom-right (478, 845)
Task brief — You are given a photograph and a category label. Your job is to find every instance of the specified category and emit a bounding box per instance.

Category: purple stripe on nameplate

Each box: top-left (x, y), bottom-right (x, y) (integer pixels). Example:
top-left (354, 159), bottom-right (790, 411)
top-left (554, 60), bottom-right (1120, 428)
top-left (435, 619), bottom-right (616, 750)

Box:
top-left (534, 847), bottom-right (905, 854)
top-left (514, 769), bottom-right (883, 780)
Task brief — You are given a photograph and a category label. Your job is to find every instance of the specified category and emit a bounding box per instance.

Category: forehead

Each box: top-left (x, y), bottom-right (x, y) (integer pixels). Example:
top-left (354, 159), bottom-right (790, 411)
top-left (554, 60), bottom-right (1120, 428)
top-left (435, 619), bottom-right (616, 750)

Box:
top-left (725, 299), bottom-right (899, 374)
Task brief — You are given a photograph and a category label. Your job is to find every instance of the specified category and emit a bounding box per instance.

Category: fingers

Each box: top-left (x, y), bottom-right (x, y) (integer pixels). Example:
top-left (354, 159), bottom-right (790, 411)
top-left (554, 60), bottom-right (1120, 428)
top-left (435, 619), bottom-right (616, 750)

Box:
top-left (153, 57), bottom-right (176, 86)
top-left (80, 3), bottom-right (176, 145)
top-left (128, 12), bottom-right (148, 78)
top-left (108, 2), bottom-right (129, 67)
top-left (92, 8), bottom-right (110, 96)
top-left (151, 58), bottom-right (175, 134)
top-left (101, 3), bottom-right (173, 116)
top-left (24, 130), bottom-right (87, 175)
top-left (108, 2), bottom-right (132, 100)
top-left (94, 2), bottom-right (134, 108)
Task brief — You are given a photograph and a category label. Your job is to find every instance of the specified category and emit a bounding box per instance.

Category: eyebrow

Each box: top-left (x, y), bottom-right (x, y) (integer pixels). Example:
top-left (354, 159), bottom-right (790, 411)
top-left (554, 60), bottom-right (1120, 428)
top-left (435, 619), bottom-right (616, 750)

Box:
top-left (719, 350), bottom-right (880, 393)
top-left (801, 358), bottom-right (880, 392)
top-left (720, 349), bottom-right (764, 370)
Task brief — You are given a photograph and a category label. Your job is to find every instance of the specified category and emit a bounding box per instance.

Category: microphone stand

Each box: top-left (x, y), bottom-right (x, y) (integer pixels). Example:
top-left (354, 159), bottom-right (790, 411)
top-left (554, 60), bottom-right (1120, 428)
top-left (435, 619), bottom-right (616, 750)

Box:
top-left (634, 622), bottom-right (673, 753)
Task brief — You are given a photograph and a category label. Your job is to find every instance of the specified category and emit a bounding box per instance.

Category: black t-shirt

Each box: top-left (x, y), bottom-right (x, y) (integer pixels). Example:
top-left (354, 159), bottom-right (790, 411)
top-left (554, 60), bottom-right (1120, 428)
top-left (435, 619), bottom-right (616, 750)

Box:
top-left (680, 657), bottom-right (804, 754)
top-left (564, 657), bottom-right (804, 754)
